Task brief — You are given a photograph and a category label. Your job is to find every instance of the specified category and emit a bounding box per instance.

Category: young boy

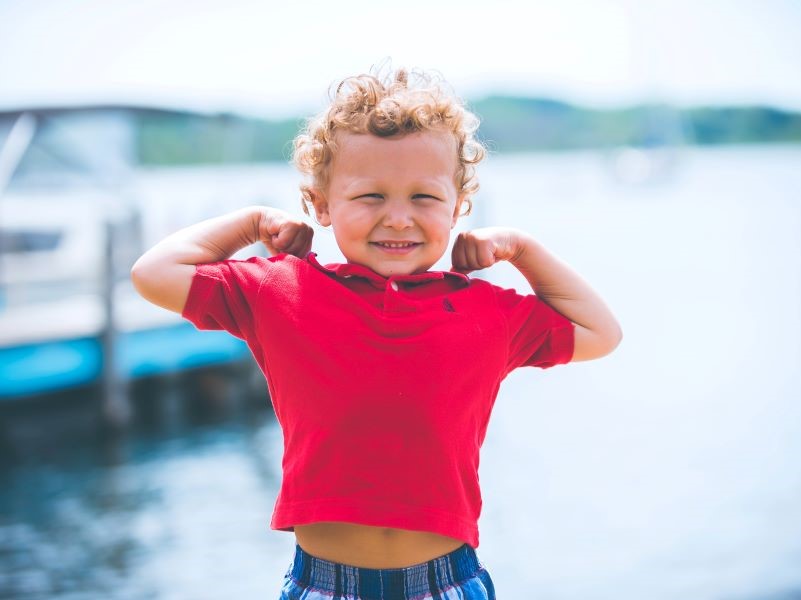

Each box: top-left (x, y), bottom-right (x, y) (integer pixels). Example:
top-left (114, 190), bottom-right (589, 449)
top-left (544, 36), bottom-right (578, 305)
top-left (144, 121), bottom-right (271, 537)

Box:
top-left (131, 67), bottom-right (622, 600)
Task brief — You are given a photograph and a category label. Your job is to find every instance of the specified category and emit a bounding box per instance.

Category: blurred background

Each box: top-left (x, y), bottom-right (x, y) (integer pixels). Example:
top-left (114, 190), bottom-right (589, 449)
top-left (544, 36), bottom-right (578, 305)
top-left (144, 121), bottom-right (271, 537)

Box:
top-left (1, 0), bottom-right (800, 598)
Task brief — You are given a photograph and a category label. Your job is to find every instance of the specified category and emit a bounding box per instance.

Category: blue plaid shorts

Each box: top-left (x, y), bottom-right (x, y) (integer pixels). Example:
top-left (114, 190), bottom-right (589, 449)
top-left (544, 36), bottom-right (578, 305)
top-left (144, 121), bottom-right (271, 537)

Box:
top-left (279, 542), bottom-right (496, 599)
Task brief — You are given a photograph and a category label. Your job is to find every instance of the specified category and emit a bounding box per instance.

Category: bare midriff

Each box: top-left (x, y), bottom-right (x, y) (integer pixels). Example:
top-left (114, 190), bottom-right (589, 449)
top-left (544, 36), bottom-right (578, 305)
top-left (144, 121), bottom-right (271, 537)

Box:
top-left (293, 522), bottom-right (466, 569)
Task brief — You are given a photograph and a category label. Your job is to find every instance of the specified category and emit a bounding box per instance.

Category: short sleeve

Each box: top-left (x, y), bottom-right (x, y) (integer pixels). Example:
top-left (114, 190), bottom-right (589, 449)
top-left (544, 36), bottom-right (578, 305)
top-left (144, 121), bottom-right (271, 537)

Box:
top-left (491, 284), bottom-right (575, 372)
top-left (181, 256), bottom-right (269, 341)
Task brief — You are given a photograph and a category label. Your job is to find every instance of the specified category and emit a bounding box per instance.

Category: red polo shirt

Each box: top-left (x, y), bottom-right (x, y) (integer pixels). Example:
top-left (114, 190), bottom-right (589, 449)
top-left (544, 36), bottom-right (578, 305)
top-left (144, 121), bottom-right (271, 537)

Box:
top-left (182, 252), bottom-right (574, 547)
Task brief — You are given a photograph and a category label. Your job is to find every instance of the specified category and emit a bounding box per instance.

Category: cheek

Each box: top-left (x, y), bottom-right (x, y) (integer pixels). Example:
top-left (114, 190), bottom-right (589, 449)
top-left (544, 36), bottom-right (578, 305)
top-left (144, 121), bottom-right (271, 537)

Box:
top-left (331, 208), bottom-right (370, 236)
top-left (430, 211), bottom-right (458, 235)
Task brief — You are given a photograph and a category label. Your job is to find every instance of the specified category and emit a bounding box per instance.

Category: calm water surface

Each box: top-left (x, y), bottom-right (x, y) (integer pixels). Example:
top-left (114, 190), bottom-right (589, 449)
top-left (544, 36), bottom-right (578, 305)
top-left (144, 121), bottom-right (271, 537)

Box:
top-left (1, 147), bottom-right (800, 599)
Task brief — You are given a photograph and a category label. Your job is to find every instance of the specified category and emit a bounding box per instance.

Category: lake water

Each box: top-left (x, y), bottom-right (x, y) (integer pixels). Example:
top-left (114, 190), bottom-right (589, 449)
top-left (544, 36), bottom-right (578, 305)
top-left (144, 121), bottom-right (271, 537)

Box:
top-left (1, 146), bottom-right (800, 599)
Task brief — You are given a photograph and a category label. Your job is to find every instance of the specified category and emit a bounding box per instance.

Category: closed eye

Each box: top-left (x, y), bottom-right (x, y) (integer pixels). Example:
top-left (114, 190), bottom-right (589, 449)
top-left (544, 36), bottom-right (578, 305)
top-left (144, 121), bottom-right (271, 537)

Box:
top-left (353, 193), bottom-right (441, 201)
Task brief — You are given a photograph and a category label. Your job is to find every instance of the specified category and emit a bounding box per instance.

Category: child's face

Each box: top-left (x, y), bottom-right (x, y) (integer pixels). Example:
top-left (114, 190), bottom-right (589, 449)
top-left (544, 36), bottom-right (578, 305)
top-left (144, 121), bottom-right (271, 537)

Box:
top-left (311, 131), bottom-right (464, 277)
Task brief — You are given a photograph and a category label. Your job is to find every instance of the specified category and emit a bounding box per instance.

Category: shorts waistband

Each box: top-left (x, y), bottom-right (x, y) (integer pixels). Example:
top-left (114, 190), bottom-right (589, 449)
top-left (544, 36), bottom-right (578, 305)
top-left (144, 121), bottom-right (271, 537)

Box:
top-left (289, 542), bottom-right (482, 599)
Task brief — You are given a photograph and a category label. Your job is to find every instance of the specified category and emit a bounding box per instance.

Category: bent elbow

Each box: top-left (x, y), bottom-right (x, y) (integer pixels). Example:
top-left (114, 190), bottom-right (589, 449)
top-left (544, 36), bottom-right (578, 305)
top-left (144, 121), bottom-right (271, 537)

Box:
top-left (130, 258), bottom-right (152, 297)
top-left (571, 322), bottom-right (623, 362)
top-left (608, 323), bottom-right (623, 354)
top-left (129, 257), bottom-right (167, 305)
top-left (598, 323), bottom-right (623, 358)
top-left (129, 258), bottom-right (194, 315)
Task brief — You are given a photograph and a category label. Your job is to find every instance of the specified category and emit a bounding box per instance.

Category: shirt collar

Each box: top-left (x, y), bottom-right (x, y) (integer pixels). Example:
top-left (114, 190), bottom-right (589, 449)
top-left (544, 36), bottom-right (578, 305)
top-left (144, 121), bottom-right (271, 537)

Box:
top-left (306, 252), bottom-right (470, 287)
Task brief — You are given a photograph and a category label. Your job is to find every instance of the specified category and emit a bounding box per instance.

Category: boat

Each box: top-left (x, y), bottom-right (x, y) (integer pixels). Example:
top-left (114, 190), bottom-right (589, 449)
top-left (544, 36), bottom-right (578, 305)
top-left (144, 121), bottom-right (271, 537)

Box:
top-left (0, 106), bottom-right (274, 411)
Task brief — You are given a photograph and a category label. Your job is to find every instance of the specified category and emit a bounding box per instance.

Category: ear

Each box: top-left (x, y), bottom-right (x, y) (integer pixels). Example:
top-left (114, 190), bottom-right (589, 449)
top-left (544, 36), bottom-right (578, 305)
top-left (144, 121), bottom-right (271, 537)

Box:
top-left (451, 193), bottom-right (466, 229)
top-left (309, 188), bottom-right (332, 227)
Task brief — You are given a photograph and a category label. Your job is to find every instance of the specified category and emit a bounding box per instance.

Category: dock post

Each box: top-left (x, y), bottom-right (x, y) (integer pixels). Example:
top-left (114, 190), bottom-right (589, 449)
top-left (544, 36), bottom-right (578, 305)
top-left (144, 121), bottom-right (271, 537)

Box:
top-left (100, 216), bottom-right (131, 428)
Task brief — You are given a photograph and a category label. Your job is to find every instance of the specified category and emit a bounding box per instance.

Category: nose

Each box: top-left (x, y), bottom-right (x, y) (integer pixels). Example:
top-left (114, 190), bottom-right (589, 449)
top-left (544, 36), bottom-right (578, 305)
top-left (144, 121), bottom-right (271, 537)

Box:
top-left (381, 199), bottom-right (414, 230)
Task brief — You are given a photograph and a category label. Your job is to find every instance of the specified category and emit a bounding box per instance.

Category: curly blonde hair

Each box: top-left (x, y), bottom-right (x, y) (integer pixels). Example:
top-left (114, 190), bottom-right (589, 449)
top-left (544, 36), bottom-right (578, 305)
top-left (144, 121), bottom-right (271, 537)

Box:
top-left (292, 65), bottom-right (487, 217)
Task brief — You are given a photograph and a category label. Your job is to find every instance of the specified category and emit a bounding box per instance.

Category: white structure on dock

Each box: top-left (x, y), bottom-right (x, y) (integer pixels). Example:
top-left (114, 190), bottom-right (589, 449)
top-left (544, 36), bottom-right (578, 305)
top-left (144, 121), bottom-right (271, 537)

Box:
top-left (0, 106), bottom-right (281, 417)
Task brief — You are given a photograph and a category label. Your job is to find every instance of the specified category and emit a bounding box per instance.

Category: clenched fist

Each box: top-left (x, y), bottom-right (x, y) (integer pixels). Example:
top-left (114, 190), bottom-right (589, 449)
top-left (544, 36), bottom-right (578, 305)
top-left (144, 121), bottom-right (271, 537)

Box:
top-left (257, 207), bottom-right (314, 257)
top-left (450, 227), bottom-right (522, 273)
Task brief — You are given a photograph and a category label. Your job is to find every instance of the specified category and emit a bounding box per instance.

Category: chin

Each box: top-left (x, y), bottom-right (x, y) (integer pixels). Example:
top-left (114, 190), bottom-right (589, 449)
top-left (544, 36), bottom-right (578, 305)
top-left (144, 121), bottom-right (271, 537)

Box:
top-left (377, 265), bottom-right (415, 277)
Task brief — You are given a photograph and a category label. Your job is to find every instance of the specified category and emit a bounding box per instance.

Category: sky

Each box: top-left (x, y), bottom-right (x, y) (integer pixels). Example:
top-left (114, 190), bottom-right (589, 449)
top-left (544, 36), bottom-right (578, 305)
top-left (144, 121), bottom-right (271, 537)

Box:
top-left (1, 0), bottom-right (800, 118)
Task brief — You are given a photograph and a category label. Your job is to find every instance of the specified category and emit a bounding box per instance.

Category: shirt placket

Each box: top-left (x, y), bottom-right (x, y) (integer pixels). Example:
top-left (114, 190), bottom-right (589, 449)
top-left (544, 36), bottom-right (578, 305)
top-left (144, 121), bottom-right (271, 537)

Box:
top-left (383, 278), bottom-right (409, 313)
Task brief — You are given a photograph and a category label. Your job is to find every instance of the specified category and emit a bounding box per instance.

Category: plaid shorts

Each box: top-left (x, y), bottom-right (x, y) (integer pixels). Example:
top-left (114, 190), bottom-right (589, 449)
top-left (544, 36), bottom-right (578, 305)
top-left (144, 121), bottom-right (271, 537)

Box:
top-left (279, 542), bottom-right (496, 600)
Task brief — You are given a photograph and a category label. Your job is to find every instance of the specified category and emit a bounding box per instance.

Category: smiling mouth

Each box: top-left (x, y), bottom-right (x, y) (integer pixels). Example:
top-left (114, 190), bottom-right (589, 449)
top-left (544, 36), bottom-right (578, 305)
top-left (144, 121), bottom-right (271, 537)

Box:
top-left (369, 241), bottom-right (421, 254)
top-left (371, 241), bottom-right (420, 249)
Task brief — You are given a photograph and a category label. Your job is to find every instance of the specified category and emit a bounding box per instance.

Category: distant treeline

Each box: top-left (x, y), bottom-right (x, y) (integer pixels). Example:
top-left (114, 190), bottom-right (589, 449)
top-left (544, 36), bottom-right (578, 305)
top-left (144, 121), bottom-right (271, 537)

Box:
top-left (136, 97), bottom-right (801, 165)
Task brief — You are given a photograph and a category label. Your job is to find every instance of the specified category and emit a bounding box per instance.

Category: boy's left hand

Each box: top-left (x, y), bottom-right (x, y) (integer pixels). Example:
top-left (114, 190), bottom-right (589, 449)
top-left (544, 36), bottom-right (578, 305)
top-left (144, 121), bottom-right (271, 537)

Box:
top-left (450, 227), bottom-right (522, 273)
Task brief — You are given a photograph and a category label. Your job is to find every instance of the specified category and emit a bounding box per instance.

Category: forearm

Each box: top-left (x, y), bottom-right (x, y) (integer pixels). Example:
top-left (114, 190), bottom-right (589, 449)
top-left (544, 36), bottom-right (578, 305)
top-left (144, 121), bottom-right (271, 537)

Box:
top-left (451, 226), bottom-right (622, 360)
top-left (129, 206), bottom-right (262, 314)
top-left (133, 205), bottom-right (262, 269)
top-left (511, 233), bottom-right (622, 341)
top-left (131, 205), bottom-right (312, 314)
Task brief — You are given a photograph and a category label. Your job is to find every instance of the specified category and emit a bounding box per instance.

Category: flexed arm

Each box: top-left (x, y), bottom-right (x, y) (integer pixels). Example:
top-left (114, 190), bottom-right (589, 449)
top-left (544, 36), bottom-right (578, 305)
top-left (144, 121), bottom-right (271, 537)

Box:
top-left (130, 206), bottom-right (313, 314)
top-left (451, 227), bottom-right (622, 362)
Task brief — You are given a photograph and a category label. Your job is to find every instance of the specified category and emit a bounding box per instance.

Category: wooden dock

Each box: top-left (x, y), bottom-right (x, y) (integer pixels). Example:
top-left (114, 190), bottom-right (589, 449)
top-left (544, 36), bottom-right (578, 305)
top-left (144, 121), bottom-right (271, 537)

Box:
top-left (0, 281), bottom-right (251, 400)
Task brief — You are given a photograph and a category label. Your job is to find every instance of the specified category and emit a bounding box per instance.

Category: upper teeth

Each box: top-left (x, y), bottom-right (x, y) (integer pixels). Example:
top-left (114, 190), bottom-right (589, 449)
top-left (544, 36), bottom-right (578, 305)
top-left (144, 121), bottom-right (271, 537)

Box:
top-left (379, 242), bottom-right (415, 248)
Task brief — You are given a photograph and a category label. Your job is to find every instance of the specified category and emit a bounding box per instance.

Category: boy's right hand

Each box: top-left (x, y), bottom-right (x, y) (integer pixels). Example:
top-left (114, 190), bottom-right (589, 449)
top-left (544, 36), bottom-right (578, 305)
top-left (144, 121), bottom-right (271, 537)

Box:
top-left (132, 205), bottom-right (314, 315)
top-left (256, 207), bottom-right (314, 257)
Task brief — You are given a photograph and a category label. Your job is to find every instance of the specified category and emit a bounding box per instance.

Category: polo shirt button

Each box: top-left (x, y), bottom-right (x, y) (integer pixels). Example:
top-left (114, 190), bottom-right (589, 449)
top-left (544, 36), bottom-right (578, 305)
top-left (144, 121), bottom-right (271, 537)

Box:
top-left (390, 281), bottom-right (399, 291)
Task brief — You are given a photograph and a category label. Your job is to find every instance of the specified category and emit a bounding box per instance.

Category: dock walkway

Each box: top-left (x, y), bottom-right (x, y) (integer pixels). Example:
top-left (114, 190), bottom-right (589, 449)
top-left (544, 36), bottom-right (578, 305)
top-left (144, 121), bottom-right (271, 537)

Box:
top-left (0, 281), bottom-right (250, 399)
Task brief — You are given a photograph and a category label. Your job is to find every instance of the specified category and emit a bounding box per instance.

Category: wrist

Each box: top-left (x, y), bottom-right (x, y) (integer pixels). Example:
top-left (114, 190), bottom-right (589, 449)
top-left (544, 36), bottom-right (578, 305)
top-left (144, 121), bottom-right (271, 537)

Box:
top-left (507, 230), bottom-right (534, 264)
top-left (243, 205), bottom-right (279, 244)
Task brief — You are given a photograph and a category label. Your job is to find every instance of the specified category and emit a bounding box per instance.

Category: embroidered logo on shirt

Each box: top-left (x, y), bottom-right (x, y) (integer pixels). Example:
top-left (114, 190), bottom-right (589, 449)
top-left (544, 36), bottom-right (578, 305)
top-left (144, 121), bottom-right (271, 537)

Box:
top-left (442, 298), bottom-right (455, 312)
